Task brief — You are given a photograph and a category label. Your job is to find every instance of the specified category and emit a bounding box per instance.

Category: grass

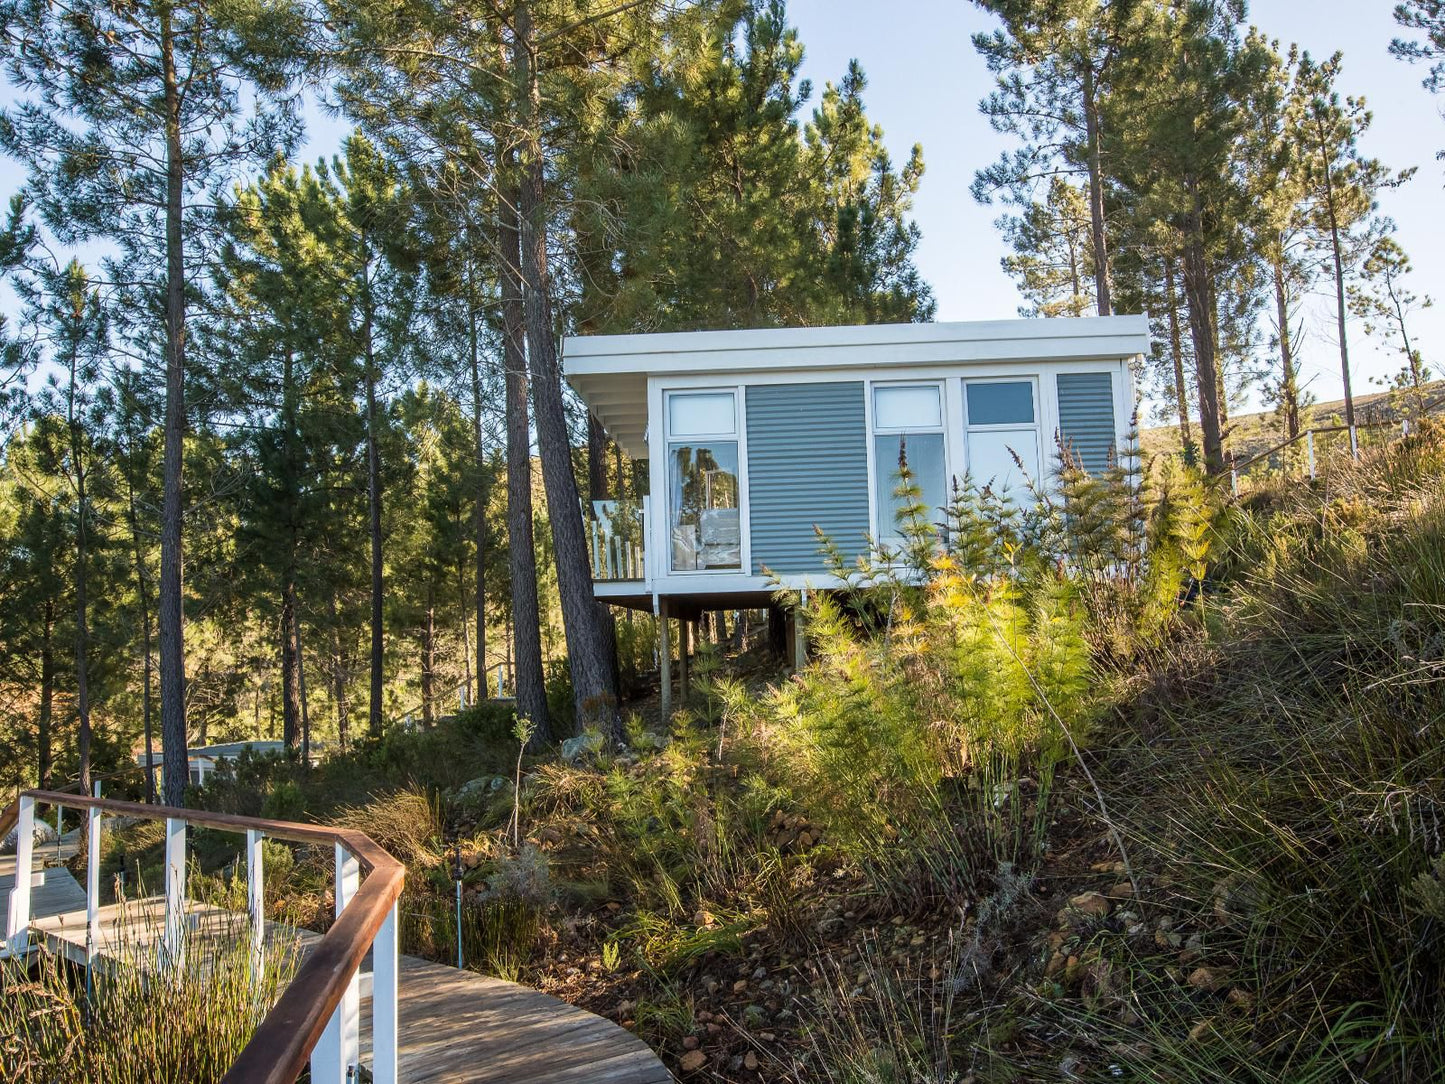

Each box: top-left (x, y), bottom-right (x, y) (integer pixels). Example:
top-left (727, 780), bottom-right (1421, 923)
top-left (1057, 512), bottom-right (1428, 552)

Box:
top-left (0, 908), bottom-right (299, 1083)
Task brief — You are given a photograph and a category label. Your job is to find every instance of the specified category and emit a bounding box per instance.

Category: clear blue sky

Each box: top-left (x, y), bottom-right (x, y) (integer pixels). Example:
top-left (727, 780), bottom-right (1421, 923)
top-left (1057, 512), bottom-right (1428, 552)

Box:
top-left (3, 1), bottom-right (1441, 417)
top-left (786, 0), bottom-right (1445, 414)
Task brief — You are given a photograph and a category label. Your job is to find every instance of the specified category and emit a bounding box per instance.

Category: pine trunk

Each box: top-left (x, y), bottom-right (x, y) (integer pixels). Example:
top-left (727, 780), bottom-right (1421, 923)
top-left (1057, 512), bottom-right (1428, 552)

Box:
top-left (1082, 64), bottom-right (1112, 317)
top-left (468, 250), bottom-right (488, 704)
top-left (158, 4), bottom-right (188, 807)
top-left (281, 580), bottom-right (301, 751)
top-left (38, 599), bottom-right (54, 790)
top-left (1325, 196), bottom-right (1357, 434)
top-left (514, 3), bottom-right (619, 739)
top-left (364, 263), bottom-right (385, 737)
top-left (71, 410), bottom-right (92, 796)
top-left (421, 585), bottom-right (436, 728)
top-left (328, 588), bottom-right (350, 752)
top-left (500, 170), bottom-right (551, 743)
top-left (127, 473), bottom-right (157, 802)
top-left (1163, 253), bottom-right (1194, 456)
top-left (1272, 258), bottom-right (1301, 440)
top-left (295, 605), bottom-right (311, 764)
top-left (1180, 192), bottom-right (1225, 474)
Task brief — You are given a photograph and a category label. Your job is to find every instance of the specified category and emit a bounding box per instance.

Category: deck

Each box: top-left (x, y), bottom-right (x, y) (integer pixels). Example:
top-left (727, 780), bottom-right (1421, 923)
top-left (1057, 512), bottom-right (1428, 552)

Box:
top-left (11, 846), bottom-right (669, 1083)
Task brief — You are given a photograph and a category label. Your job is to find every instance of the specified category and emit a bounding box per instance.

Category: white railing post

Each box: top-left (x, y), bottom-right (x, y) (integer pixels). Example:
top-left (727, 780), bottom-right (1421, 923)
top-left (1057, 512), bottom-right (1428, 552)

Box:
top-left (311, 842), bottom-right (360, 1084)
top-left (372, 901), bottom-right (400, 1084)
top-left (1230, 467), bottom-right (1239, 497)
top-left (164, 816), bottom-right (186, 968)
top-left (1307, 430), bottom-right (1317, 480)
top-left (5, 795), bottom-right (35, 953)
top-left (1349, 424), bottom-right (1359, 459)
top-left (87, 784), bottom-right (102, 964)
top-left (246, 828), bottom-right (264, 978)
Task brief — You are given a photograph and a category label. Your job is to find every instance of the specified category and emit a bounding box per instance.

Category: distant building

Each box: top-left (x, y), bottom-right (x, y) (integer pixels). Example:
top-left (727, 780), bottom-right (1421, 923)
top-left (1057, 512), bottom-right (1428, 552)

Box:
top-left (134, 740), bottom-right (318, 788)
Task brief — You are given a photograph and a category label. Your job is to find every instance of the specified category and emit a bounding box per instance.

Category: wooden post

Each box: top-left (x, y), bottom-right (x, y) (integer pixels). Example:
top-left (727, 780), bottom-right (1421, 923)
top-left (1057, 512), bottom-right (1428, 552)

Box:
top-left (5, 794), bottom-right (35, 952)
top-left (312, 842), bottom-right (361, 1083)
top-left (658, 599), bottom-right (672, 722)
top-left (164, 816), bottom-right (186, 968)
top-left (679, 618), bottom-right (691, 702)
top-left (246, 828), bottom-right (264, 977)
top-left (372, 901), bottom-right (400, 1084)
top-left (793, 590), bottom-right (808, 672)
top-left (1307, 430), bottom-right (1317, 480)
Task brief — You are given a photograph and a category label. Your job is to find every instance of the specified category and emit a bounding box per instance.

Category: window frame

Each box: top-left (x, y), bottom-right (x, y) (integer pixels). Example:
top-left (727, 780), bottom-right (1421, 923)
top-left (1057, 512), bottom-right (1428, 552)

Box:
top-left (961, 376), bottom-right (1043, 498)
top-left (663, 387), bottom-right (744, 576)
top-left (868, 380), bottom-right (949, 542)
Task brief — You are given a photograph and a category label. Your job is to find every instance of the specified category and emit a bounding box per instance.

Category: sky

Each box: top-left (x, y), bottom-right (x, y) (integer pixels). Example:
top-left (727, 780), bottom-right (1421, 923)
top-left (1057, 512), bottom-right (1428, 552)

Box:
top-left (2, 0), bottom-right (1442, 418)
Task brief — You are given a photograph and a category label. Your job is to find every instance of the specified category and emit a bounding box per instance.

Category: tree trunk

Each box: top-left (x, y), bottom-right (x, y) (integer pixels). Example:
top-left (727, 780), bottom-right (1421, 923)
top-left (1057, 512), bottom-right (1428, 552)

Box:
top-left (421, 584), bottom-right (436, 728)
top-left (38, 599), bottom-right (54, 791)
top-left (158, 3), bottom-right (188, 807)
top-left (69, 379), bottom-right (92, 797)
top-left (1180, 192), bottom-right (1225, 474)
top-left (327, 588), bottom-right (350, 752)
top-left (1163, 253), bottom-right (1194, 457)
top-left (1081, 63), bottom-right (1112, 317)
top-left (467, 241), bottom-right (488, 705)
top-left (500, 169), bottom-right (551, 744)
top-left (127, 468), bottom-right (157, 802)
top-left (1325, 192), bottom-right (1357, 435)
top-left (295, 602), bottom-right (311, 763)
top-left (513, 4), bottom-right (620, 739)
top-left (1272, 258), bottom-right (1301, 440)
top-left (281, 580), bottom-right (301, 751)
top-left (364, 261), bottom-right (386, 737)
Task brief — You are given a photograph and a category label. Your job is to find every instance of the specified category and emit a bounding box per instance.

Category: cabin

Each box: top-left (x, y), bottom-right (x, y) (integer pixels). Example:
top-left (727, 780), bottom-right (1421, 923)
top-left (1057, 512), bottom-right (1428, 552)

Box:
top-left (565, 315), bottom-right (1149, 628)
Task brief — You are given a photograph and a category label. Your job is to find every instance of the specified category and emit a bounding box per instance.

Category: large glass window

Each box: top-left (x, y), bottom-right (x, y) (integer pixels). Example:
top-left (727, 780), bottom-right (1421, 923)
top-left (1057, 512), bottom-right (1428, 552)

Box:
top-left (872, 384), bottom-right (947, 540)
top-left (667, 391), bottom-right (742, 572)
top-left (964, 379), bottom-right (1040, 501)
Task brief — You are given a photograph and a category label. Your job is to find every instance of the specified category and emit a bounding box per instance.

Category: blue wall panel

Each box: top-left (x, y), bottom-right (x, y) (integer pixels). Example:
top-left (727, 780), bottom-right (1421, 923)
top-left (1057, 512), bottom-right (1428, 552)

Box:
top-left (745, 382), bottom-right (871, 574)
top-left (1056, 371), bottom-right (1117, 475)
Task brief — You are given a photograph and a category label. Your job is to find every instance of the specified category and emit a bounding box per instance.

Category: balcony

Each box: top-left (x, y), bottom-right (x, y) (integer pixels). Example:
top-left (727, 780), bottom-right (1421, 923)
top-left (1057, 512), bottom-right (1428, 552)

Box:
top-left (587, 497), bottom-right (646, 582)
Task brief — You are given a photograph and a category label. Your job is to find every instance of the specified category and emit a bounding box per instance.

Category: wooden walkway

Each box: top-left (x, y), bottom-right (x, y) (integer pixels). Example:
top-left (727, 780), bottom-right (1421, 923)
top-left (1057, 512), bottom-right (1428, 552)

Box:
top-left (0, 832), bottom-right (86, 943)
top-left (22, 885), bottom-right (670, 1082)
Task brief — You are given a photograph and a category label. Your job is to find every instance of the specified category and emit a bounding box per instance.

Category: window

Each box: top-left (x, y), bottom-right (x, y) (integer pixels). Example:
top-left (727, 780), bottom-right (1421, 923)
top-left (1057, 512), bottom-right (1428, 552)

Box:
top-left (964, 379), bottom-right (1040, 501)
top-left (872, 383), bottom-right (947, 540)
top-left (666, 391), bottom-right (742, 572)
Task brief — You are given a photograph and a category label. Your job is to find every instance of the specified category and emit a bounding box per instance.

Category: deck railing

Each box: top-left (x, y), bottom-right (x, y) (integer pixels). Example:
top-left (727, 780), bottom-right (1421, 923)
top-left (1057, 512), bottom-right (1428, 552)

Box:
top-left (1, 789), bottom-right (405, 1084)
top-left (588, 496), bottom-right (647, 581)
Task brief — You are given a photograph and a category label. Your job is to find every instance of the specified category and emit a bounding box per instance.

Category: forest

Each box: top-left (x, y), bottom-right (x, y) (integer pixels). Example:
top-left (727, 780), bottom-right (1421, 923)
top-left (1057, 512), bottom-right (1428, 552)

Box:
top-left (3, 0), bottom-right (1445, 1081)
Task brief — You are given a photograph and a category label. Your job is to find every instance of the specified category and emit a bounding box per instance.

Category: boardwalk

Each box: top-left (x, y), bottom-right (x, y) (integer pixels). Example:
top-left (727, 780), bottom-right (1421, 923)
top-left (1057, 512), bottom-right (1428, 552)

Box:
top-left (22, 883), bottom-right (670, 1083)
top-left (0, 831), bottom-right (86, 937)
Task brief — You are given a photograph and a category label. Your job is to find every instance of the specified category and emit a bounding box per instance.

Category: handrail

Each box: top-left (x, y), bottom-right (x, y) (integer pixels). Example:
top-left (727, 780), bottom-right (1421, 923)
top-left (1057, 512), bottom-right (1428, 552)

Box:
top-left (1, 790), bottom-right (405, 1084)
top-left (1231, 391), bottom-right (1445, 480)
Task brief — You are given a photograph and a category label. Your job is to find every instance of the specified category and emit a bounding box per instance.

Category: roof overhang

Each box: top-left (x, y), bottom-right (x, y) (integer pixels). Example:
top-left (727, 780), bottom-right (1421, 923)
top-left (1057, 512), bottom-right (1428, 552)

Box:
top-left (563, 315), bottom-right (1151, 459)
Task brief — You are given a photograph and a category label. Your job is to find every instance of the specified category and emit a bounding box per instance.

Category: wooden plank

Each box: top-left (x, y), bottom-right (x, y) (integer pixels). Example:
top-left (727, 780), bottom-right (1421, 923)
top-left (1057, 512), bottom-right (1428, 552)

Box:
top-left (35, 894), bottom-right (670, 1083)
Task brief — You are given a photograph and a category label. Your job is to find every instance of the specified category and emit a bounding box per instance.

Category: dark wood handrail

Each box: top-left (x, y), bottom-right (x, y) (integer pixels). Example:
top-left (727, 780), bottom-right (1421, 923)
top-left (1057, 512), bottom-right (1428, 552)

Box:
top-left (2, 790), bottom-right (405, 1084)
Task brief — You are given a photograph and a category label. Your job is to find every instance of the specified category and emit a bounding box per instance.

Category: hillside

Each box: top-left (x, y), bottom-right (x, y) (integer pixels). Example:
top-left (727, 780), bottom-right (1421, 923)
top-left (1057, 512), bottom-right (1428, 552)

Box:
top-left (88, 424), bottom-right (1445, 1083)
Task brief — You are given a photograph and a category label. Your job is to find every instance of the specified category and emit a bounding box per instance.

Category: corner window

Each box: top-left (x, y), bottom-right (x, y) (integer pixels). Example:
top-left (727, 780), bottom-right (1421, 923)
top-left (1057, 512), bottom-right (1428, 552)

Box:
top-left (872, 383), bottom-right (947, 540)
top-left (666, 390), bottom-right (742, 572)
top-left (964, 379), bottom-right (1041, 501)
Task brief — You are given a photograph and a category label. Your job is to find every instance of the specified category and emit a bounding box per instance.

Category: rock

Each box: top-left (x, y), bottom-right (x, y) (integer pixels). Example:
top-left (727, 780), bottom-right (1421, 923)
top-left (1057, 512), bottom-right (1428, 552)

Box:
top-left (1188, 1018), bottom-right (1216, 1042)
top-left (1226, 987), bottom-right (1255, 1011)
top-left (1187, 966), bottom-right (1220, 991)
top-left (752, 966), bottom-right (767, 980)
top-left (1068, 891), bottom-right (1113, 920)
top-left (743, 1004), bottom-right (767, 1028)
top-left (732, 979), bottom-right (748, 994)
top-left (561, 732), bottom-right (605, 764)
top-left (1107, 882), bottom-right (1135, 900)
top-left (682, 1035), bottom-right (700, 1050)
top-left (744, 1051), bottom-right (759, 1071)
top-left (454, 775), bottom-right (509, 802)
top-left (2, 819), bottom-right (57, 853)
top-left (679, 1050), bottom-right (707, 1073)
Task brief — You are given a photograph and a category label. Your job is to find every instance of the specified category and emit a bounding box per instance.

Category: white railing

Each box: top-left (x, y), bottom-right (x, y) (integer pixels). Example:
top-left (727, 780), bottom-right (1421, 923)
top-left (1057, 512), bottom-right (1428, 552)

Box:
top-left (588, 497), bottom-right (647, 582)
top-left (2, 789), bottom-right (404, 1084)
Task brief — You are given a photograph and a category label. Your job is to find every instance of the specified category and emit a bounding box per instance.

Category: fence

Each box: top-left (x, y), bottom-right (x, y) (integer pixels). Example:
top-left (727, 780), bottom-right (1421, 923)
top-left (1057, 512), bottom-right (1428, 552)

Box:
top-left (1, 789), bottom-right (405, 1084)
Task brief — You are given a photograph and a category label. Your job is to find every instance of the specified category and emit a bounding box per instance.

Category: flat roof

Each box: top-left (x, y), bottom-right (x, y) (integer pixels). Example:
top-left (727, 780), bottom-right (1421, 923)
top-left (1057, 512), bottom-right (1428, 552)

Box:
top-left (563, 316), bottom-right (1150, 459)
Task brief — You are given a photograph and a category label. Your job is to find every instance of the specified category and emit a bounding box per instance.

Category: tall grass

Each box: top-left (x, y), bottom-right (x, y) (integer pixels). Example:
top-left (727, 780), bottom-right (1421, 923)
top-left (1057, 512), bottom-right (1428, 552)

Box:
top-left (0, 909), bottom-right (299, 1083)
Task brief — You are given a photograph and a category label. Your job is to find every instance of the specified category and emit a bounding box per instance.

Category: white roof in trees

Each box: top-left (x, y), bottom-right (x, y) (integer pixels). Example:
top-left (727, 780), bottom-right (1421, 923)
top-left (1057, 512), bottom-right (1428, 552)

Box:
top-left (562, 315), bottom-right (1151, 460)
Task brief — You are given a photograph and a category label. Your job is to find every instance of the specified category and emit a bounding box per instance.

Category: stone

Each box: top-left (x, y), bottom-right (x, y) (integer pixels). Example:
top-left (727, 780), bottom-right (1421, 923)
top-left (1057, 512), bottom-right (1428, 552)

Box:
top-left (454, 775), bottom-right (509, 802)
top-left (744, 1051), bottom-right (759, 1071)
top-left (1188, 1018), bottom-right (1216, 1042)
top-left (682, 1035), bottom-right (700, 1050)
top-left (1068, 891), bottom-right (1113, 920)
top-left (1187, 966), bottom-right (1220, 991)
top-left (679, 1050), bottom-right (707, 1073)
top-left (561, 732), bottom-right (605, 764)
top-left (732, 979), bottom-right (748, 994)
top-left (1108, 882), bottom-right (1135, 900)
top-left (2, 818), bottom-right (58, 854)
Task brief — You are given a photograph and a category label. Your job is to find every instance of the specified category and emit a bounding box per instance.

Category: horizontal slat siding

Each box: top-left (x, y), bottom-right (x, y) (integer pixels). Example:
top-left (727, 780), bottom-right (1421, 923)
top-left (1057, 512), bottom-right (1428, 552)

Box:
top-left (746, 382), bottom-right (870, 575)
top-left (1056, 371), bottom-right (1117, 476)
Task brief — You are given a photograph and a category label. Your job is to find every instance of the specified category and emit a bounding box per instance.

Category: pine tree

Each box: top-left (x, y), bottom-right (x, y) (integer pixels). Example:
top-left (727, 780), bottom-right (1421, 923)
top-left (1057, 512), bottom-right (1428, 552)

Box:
top-left (0, 0), bottom-right (308, 803)
top-left (1348, 232), bottom-right (1434, 408)
top-left (998, 178), bottom-right (1096, 318)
